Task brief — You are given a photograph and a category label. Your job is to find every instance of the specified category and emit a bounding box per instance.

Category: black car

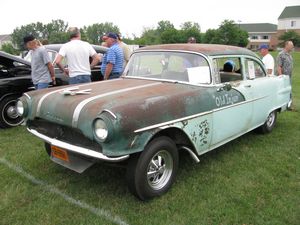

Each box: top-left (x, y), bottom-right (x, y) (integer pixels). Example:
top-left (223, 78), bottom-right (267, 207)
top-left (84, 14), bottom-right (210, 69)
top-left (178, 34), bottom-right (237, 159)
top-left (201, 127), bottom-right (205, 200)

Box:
top-left (0, 44), bottom-right (106, 128)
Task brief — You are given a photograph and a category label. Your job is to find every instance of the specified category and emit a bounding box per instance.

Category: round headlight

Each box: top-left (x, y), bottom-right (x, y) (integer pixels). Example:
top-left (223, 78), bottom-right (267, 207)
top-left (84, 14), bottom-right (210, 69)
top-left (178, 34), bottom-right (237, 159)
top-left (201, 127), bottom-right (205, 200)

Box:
top-left (94, 119), bottom-right (109, 141)
top-left (16, 100), bottom-right (25, 116)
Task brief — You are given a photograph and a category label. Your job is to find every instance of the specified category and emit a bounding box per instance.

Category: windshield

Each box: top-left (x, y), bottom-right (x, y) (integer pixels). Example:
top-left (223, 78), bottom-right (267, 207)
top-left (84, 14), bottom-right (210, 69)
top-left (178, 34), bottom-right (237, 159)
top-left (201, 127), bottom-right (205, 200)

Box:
top-left (125, 51), bottom-right (211, 84)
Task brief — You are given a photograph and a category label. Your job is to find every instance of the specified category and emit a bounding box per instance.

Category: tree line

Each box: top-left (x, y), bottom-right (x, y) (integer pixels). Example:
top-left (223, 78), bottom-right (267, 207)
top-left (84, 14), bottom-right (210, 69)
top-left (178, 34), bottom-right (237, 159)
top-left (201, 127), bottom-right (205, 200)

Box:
top-left (1, 19), bottom-right (300, 55)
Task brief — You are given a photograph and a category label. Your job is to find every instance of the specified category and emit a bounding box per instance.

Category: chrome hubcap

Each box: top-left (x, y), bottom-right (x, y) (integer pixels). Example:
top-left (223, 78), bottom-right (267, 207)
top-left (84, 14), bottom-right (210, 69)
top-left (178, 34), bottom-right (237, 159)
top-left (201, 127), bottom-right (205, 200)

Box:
top-left (147, 150), bottom-right (173, 190)
top-left (266, 112), bottom-right (275, 127)
top-left (7, 105), bottom-right (18, 119)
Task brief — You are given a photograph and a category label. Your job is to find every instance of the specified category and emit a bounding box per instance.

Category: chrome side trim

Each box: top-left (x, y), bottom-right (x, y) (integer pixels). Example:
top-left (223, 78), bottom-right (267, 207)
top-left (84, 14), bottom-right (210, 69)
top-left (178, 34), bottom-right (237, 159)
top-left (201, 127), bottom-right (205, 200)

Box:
top-left (102, 109), bottom-right (117, 120)
top-left (134, 96), bottom-right (268, 133)
top-left (134, 110), bottom-right (212, 133)
top-left (27, 128), bottom-right (129, 162)
top-left (72, 82), bottom-right (160, 127)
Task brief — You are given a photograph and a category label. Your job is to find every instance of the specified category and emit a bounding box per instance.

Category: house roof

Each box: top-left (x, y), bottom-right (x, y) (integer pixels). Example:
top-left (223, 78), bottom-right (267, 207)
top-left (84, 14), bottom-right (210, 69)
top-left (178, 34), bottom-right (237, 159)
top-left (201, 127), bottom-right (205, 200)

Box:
top-left (239, 23), bottom-right (277, 33)
top-left (278, 5), bottom-right (300, 19)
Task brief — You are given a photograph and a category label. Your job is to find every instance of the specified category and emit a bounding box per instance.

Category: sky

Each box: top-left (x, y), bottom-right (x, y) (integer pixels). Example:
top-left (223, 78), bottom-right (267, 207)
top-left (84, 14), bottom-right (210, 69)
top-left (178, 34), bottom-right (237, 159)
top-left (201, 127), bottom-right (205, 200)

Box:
top-left (1, 0), bottom-right (299, 38)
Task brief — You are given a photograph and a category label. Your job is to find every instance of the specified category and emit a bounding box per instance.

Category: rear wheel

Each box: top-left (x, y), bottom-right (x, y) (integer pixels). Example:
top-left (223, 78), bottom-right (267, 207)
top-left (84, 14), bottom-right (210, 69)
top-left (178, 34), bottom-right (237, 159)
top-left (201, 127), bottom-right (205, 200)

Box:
top-left (0, 95), bottom-right (24, 128)
top-left (126, 136), bottom-right (178, 200)
top-left (257, 110), bottom-right (277, 134)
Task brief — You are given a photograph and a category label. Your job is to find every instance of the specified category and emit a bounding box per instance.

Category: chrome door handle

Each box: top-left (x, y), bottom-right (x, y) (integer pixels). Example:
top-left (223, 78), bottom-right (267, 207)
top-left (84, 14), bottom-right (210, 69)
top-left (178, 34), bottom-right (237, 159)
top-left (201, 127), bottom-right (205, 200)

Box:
top-left (244, 84), bottom-right (251, 88)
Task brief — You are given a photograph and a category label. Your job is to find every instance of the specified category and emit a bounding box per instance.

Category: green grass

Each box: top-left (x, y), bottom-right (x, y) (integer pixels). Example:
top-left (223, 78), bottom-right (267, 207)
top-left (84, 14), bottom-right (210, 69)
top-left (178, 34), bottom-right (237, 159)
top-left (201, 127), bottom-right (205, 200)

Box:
top-left (0, 52), bottom-right (299, 225)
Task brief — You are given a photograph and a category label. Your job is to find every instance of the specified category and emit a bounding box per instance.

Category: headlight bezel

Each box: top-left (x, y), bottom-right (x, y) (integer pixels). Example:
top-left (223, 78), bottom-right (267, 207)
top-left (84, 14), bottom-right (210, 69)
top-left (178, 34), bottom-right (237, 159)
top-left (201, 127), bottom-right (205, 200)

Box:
top-left (16, 99), bottom-right (28, 117)
top-left (93, 116), bottom-right (114, 143)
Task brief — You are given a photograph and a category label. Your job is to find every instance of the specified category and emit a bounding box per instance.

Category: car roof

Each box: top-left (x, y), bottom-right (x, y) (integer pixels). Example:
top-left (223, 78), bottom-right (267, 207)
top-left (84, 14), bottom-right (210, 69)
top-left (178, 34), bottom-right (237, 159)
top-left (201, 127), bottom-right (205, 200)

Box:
top-left (44, 44), bottom-right (107, 53)
top-left (137, 44), bottom-right (257, 58)
top-left (0, 51), bottom-right (31, 66)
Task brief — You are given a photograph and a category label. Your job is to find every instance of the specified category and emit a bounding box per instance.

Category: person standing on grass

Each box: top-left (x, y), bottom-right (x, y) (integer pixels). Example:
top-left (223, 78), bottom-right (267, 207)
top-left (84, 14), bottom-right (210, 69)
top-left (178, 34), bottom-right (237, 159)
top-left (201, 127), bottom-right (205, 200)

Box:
top-left (23, 35), bottom-right (56, 89)
top-left (276, 40), bottom-right (294, 110)
top-left (277, 41), bottom-right (294, 78)
top-left (54, 27), bottom-right (100, 84)
top-left (259, 44), bottom-right (274, 75)
top-left (101, 32), bottom-right (124, 80)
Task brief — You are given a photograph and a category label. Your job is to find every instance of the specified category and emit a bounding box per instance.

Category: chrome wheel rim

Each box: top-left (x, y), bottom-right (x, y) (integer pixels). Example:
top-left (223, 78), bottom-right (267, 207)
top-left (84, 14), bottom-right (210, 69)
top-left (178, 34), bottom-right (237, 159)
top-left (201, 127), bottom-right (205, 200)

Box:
top-left (147, 150), bottom-right (173, 190)
top-left (7, 105), bottom-right (18, 119)
top-left (2, 100), bottom-right (24, 126)
top-left (266, 112), bottom-right (275, 127)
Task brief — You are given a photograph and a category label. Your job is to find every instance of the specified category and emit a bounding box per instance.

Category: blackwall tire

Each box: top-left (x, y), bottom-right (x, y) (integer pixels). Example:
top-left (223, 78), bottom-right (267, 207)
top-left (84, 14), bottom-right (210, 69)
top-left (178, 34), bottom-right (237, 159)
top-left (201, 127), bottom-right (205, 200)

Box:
top-left (126, 136), bottom-right (178, 200)
top-left (257, 110), bottom-right (277, 134)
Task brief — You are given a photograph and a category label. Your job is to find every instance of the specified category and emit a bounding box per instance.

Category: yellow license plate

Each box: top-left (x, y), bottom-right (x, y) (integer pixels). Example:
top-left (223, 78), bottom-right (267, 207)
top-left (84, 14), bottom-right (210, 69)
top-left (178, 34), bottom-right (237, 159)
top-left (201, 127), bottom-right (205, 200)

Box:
top-left (51, 145), bottom-right (69, 162)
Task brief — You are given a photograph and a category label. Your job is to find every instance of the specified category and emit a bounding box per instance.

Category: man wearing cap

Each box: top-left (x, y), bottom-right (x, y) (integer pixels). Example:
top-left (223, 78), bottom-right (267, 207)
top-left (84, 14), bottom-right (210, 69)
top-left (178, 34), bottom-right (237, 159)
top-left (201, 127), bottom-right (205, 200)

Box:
top-left (54, 27), bottom-right (100, 84)
top-left (259, 44), bottom-right (274, 75)
top-left (101, 32), bottom-right (124, 80)
top-left (23, 35), bottom-right (56, 89)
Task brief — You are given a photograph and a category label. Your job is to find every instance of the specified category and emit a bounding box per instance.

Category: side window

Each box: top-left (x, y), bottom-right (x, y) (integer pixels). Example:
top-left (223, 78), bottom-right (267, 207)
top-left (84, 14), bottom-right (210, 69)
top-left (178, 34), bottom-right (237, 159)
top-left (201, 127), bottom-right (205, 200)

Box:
top-left (244, 59), bottom-right (265, 79)
top-left (214, 57), bottom-right (243, 83)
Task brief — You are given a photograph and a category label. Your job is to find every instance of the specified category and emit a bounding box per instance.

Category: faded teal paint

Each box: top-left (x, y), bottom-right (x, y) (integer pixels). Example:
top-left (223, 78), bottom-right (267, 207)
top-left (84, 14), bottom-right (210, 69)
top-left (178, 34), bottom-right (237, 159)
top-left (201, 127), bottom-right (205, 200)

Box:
top-left (19, 44), bottom-right (291, 162)
top-left (21, 78), bottom-right (247, 157)
top-left (97, 85), bottom-right (216, 156)
top-left (173, 114), bottom-right (213, 154)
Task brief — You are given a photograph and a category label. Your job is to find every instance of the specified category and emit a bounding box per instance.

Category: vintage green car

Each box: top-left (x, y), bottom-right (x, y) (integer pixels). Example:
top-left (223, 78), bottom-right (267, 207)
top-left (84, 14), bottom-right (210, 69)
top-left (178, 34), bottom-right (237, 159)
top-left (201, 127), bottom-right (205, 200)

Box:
top-left (17, 44), bottom-right (291, 200)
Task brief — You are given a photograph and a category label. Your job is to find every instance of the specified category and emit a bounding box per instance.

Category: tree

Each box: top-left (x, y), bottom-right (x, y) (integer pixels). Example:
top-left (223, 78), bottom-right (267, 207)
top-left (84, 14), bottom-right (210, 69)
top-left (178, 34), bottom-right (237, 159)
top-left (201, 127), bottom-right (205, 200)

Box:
top-left (0, 43), bottom-right (19, 55)
top-left (157, 20), bottom-right (175, 35)
top-left (156, 21), bottom-right (181, 43)
top-left (83, 22), bottom-right (120, 44)
top-left (161, 29), bottom-right (181, 43)
top-left (202, 29), bottom-right (219, 44)
top-left (48, 32), bottom-right (69, 44)
top-left (44, 19), bottom-right (68, 38)
top-left (136, 27), bottom-right (161, 45)
top-left (202, 20), bottom-right (248, 47)
top-left (217, 20), bottom-right (248, 46)
top-left (278, 31), bottom-right (300, 47)
top-left (11, 19), bottom-right (69, 49)
top-left (180, 21), bottom-right (202, 43)
top-left (11, 23), bottom-right (42, 50)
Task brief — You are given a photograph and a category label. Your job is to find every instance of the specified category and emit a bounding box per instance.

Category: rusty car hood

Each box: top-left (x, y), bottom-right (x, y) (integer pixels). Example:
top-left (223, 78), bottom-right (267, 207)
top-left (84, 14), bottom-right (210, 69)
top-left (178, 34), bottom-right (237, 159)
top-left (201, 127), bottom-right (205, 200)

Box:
top-left (26, 78), bottom-right (214, 133)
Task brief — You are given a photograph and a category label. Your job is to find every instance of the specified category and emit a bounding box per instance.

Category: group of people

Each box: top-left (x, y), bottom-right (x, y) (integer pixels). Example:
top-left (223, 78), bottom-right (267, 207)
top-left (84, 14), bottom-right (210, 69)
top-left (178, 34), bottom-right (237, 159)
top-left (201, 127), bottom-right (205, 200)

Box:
top-left (23, 27), bottom-right (132, 89)
top-left (24, 32), bottom-right (295, 108)
top-left (259, 41), bottom-right (295, 109)
top-left (259, 41), bottom-right (294, 78)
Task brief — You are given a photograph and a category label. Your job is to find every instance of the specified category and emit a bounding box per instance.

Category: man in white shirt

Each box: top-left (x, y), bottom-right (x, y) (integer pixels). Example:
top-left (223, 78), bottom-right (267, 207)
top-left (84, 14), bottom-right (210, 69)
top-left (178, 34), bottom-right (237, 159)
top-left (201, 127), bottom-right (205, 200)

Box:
top-left (54, 27), bottom-right (100, 84)
top-left (259, 44), bottom-right (274, 76)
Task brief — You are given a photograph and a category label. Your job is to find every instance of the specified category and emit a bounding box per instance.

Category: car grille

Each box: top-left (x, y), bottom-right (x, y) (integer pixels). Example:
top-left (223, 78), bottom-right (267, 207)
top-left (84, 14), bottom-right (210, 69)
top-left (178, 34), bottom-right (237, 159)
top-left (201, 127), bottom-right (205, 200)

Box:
top-left (27, 119), bottom-right (102, 153)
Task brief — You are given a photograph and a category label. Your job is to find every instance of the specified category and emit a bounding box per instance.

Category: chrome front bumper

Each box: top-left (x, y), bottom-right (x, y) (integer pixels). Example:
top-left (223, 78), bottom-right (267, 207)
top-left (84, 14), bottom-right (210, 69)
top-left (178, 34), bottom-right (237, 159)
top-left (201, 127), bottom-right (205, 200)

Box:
top-left (27, 128), bottom-right (129, 162)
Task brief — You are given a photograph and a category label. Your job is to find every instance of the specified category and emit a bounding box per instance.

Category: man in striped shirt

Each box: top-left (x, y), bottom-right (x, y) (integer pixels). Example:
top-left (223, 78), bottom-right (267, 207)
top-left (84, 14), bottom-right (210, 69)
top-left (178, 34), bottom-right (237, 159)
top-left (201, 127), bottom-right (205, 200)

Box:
top-left (101, 32), bottom-right (124, 80)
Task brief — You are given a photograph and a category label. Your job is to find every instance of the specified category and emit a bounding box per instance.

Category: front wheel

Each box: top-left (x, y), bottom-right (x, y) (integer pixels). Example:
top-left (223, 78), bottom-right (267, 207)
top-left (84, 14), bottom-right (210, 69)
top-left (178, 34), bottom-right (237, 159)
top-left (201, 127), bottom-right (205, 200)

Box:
top-left (257, 110), bottom-right (277, 134)
top-left (126, 136), bottom-right (179, 201)
top-left (0, 95), bottom-right (24, 128)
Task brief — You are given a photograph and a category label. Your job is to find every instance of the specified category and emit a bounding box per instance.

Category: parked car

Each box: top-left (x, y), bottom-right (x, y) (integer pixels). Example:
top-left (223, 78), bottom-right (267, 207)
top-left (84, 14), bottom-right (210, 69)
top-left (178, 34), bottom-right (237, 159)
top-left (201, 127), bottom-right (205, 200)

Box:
top-left (17, 44), bottom-right (291, 200)
top-left (0, 44), bottom-right (106, 128)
